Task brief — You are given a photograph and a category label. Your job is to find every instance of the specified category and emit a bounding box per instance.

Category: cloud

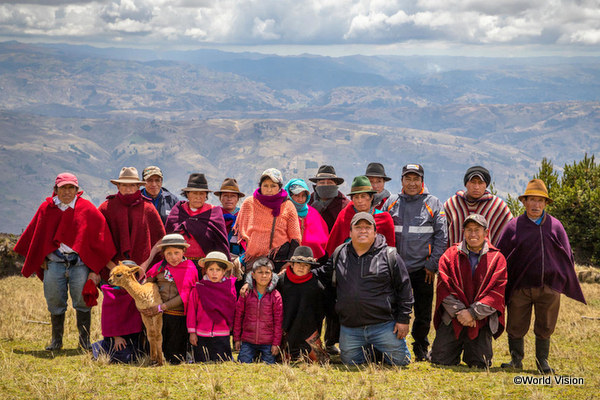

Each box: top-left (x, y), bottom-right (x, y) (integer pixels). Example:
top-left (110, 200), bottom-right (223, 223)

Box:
top-left (0, 0), bottom-right (598, 52)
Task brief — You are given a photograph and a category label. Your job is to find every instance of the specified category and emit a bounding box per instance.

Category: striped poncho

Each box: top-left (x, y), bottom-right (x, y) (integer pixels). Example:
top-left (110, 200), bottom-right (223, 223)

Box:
top-left (444, 190), bottom-right (513, 246)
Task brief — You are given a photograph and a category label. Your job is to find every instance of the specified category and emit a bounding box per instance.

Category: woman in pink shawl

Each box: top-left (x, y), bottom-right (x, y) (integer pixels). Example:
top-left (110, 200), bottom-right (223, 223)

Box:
top-left (284, 179), bottom-right (330, 264)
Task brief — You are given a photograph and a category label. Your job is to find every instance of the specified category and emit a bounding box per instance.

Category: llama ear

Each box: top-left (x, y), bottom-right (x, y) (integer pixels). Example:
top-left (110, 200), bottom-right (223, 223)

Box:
top-left (128, 266), bottom-right (141, 274)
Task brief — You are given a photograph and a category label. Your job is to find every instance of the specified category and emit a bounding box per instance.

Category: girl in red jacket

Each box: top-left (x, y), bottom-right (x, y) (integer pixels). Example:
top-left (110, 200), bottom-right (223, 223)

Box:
top-left (187, 251), bottom-right (237, 362)
top-left (233, 257), bottom-right (283, 364)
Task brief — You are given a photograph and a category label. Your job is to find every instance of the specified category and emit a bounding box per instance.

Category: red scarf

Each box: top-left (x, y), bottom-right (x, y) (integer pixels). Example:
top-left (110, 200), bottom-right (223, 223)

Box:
top-left (325, 202), bottom-right (396, 255)
top-left (15, 193), bottom-right (116, 280)
top-left (286, 266), bottom-right (313, 284)
top-left (253, 188), bottom-right (288, 217)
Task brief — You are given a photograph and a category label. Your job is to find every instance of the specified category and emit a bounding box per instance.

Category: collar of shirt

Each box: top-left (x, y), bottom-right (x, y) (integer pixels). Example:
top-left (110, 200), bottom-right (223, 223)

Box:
top-left (53, 195), bottom-right (77, 211)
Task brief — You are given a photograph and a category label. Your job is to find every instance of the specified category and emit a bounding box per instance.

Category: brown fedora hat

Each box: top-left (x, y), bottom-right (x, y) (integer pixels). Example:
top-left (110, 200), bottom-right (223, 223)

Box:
top-left (214, 177), bottom-right (245, 197)
top-left (110, 167), bottom-right (145, 185)
top-left (182, 173), bottom-right (211, 192)
top-left (308, 165), bottom-right (344, 185)
top-left (518, 179), bottom-right (553, 204)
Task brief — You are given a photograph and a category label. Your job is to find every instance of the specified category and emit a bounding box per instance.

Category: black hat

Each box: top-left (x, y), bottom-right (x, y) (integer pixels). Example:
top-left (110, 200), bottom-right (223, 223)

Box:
top-left (309, 165), bottom-right (345, 185)
top-left (464, 166), bottom-right (491, 187)
top-left (402, 164), bottom-right (424, 178)
top-left (365, 162), bottom-right (392, 181)
top-left (182, 173), bottom-right (211, 192)
top-left (287, 246), bottom-right (320, 265)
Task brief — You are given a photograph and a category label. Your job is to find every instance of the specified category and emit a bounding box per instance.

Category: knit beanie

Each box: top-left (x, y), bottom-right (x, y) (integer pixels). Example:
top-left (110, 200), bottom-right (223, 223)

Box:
top-left (463, 166), bottom-right (491, 187)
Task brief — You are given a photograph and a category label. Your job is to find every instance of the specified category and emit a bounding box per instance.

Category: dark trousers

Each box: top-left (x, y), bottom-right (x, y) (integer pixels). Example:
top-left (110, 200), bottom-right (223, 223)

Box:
top-left (323, 286), bottom-right (340, 346)
top-left (409, 269), bottom-right (434, 354)
top-left (430, 322), bottom-right (493, 368)
top-left (162, 313), bottom-right (188, 364)
top-left (506, 285), bottom-right (561, 340)
top-left (192, 336), bottom-right (232, 362)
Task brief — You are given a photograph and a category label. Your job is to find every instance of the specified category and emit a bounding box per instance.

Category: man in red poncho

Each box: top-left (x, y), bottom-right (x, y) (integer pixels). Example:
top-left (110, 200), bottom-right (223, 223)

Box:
top-left (14, 173), bottom-right (116, 351)
top-left (431, 214), bottom-right (507, 368)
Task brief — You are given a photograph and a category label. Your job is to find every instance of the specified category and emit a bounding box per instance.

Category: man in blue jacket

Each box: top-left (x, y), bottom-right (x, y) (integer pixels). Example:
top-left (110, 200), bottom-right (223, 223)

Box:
top-left (141, 166), bottom-right (179, 226)
top-left (315, 212), bottom-right (414, 366)
top-left (383, 164), bottom-right (448, 361)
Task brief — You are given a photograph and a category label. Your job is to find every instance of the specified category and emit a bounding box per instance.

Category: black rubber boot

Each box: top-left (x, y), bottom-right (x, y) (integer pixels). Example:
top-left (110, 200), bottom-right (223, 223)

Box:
top-left (46, 314), bottom-right (65, 351)
top-left (77, 310), bottom-right (92, 351)
top-left (501, 337), bottom-right (524, 369)
top-left (535, 337), bottom-right (555, 375)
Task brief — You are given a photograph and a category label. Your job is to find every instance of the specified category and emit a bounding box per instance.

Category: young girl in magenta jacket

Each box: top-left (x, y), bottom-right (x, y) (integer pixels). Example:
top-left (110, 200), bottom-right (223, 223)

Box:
top-left (233, 257), bottom-right (283, 364)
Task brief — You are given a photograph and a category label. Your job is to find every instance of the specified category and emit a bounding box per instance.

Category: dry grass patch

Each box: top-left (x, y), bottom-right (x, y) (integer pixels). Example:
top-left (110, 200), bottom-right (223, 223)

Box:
top-left (0, 275), bottom-right (598, 399)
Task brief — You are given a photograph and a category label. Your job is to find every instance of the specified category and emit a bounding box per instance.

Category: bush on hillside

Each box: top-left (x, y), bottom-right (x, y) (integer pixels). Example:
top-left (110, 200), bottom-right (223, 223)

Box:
top-left (522, 155), bottom-right (600, 267)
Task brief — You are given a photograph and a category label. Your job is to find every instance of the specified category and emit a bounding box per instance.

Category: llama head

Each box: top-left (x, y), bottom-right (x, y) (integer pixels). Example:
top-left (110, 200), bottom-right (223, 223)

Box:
top-left (108, 262), bottom-right (141, 287)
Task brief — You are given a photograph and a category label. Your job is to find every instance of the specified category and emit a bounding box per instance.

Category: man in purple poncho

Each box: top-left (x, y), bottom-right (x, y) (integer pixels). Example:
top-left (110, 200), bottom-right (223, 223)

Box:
top-left (497, 179), bottom-right (586, 374)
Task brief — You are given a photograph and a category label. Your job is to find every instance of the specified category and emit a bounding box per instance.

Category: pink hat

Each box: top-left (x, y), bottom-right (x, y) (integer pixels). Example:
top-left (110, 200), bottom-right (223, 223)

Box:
top-left (55, 172), bottom-right (79, 188)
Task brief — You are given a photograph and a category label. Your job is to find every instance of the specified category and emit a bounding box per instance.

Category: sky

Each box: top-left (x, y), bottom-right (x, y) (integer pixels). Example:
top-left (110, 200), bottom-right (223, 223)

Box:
top-left (1, 0), bottom-right (600, 57)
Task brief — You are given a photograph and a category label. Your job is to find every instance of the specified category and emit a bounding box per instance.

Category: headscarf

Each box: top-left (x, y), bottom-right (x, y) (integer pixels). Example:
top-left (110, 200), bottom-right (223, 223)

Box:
top-left (284, 179), bottom-right (310, 218)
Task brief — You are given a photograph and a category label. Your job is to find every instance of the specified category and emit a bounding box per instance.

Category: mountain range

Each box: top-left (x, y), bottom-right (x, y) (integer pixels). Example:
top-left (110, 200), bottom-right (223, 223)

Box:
top-left (0, 41), bottom-right (599, 233)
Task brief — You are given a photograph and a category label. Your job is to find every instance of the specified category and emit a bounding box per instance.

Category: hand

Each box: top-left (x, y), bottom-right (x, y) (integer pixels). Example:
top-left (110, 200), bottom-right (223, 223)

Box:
top-left (106, 260), bottom-right (117, 271)
top-left (271, 345), bottom-right (279, 356)
top-left (424, 269), bottom-right (436, 284)
top-left (239, 283), bottom-right (250, 298)
top-left (234, 341), bottom-right (241, 351)
top-left (393, 323), bottom-right (409, 340)
top-left (140, 305), bottom-right (161, 316)
top-left (41, 260), bottom-right (48, 270)
top-left (189, 333), bottom-right (197, 346)
top-left (456, 309), bottom-right (475, 327)
top-left (87, 272), bottom-right (101, 286)
top-left (113, 336), bottom-right (127, 351)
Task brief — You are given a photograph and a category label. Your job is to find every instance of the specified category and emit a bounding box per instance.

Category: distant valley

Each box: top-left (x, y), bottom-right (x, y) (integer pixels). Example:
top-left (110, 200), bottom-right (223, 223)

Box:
top-left (0, 41), bottom-right (599, 232)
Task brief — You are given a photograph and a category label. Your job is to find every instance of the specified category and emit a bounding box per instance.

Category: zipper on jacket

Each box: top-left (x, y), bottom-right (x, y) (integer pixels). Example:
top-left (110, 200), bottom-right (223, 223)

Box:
top-left (539, 225), bottom-right (545, 287)
top-left (255, 294), bottom-right (261, 344)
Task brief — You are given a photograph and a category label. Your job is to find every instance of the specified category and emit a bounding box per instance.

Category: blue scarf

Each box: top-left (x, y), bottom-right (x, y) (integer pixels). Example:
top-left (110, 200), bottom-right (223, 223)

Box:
top-left (284, 178), bottom-right (310, 218)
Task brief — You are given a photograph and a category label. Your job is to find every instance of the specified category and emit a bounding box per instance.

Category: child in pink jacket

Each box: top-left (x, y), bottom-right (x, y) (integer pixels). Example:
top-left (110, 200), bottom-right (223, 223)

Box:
top-left (233, 257), bottom-right (283, 364)
top-left (187, 251), bottom-right (237, 362)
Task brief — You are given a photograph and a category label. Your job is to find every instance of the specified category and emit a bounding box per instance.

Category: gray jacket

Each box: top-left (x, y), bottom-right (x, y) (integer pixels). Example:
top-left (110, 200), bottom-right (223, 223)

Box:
top-left (383, 187), bottom-right (448, 273)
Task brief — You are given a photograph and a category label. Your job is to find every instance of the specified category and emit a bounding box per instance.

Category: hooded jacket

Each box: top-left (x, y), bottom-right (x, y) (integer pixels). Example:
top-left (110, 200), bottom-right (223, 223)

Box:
top-left (316, 234), bottom-right (413, 328)
top-left (233, 274), bottom-right (283, 346)
top-left (383, 187), bottom-right (448, 273)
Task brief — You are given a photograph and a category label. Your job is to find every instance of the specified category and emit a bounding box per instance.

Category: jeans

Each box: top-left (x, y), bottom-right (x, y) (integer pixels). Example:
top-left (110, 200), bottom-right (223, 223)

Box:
top-left (43, 255), bottom-right (90, 315)
top-left (238, 342), bottom-right (276, 364)
top-left (340, 321), bottom-right (411, 366)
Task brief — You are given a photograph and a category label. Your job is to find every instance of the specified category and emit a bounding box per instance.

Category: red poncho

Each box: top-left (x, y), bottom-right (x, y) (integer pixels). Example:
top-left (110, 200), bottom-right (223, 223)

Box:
top-left (434, 241), bottom-right (507, 340)
top-left (14, 193), bottom-right (116, 280)
top-left (325, 203), bottom-right (396, 255)
top-left (98, 192), bottom-right (165, 280)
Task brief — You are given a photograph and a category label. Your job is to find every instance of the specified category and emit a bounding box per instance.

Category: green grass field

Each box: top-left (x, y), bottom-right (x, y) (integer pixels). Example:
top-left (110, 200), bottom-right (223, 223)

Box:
top-left (0, 275), bottom-right (598, 399)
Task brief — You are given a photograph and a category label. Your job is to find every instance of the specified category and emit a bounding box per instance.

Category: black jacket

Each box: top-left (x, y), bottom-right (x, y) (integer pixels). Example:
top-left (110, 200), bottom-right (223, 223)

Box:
top-left (315, 234), bottom-right (413, 328)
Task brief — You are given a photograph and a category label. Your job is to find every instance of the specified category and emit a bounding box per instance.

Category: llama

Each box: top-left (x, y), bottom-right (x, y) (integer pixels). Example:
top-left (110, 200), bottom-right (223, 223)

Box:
top-left (108, 262), bottom-right (163, 366)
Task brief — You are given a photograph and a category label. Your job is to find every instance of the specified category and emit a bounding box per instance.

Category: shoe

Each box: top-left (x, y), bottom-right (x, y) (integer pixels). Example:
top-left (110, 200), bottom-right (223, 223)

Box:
top-left (77, 310), bottom-right (92, 351)
top-left (535, 338), bottom-right (555, 375)
top-left (46, 314), bottom-right (65, 351)
top-left (325, 345), bottom-right (340, 355)
top-left (501, 337), bottom-right (524, 369)
top-left (412, 343), bottom-right (429, 362)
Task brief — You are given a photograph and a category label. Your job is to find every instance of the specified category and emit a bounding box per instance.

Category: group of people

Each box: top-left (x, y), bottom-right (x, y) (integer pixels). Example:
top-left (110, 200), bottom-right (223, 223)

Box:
top-left (14, 162), bottom-right (586, 372)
